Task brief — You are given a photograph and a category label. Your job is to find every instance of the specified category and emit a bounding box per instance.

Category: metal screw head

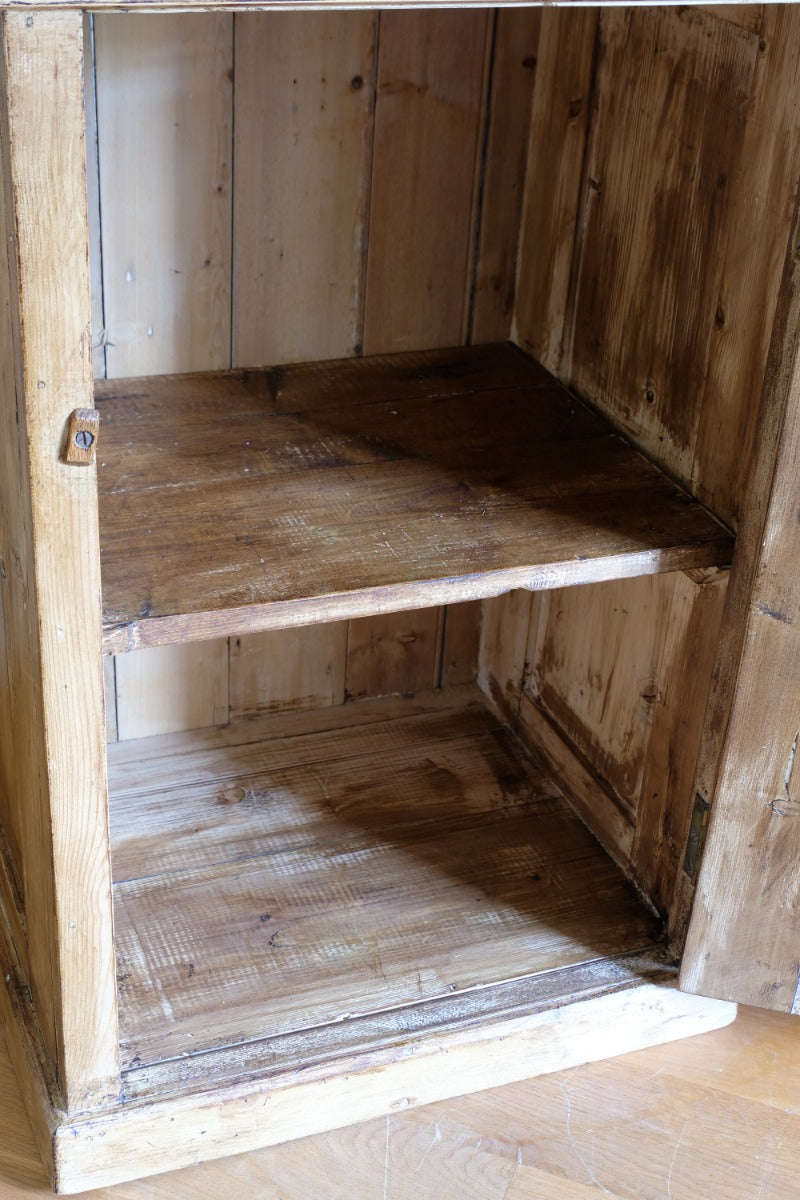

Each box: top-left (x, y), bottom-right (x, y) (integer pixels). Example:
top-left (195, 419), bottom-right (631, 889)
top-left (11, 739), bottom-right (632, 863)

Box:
top-left (74, 429), bottom-right (95, 450)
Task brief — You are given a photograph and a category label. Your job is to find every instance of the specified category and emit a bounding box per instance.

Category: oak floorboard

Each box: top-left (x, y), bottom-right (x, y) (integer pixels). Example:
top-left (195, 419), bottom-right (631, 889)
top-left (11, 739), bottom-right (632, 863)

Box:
top-left (1, 1006), bottom-right (798, 1198)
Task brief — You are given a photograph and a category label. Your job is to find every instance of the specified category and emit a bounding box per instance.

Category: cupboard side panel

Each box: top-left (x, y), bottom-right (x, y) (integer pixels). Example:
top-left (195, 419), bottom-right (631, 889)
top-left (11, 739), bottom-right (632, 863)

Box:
top-left (564, 7), bottom-right (764, 524)
top-left (0, 13), bottom-right (118, 1109)
top-left (680, 182), bottom-right (800, 1011)
top-left (94, 15), bottom-right (234, 740)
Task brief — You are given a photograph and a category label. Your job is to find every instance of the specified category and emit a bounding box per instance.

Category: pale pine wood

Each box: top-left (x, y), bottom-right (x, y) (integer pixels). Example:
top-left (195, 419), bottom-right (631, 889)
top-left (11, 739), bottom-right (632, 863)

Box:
top-left (230, 14), bottom-right (375, 719)
top-left (114, 643), bottom-right (228, 740)
top-left (512, 8), bottom-right (598, 374)
top-left (469, 8), bottom-right (541, 343)
top-left (20, 1005), bottom-right (800, 1200)
top-left (680, 172), bottom-right (800, 1011)
top-left (94, 14), bottom-right (233, 377)
top-left (93, 15), bottom-right (234, 739)
top-left (232, 12), bottom-right (375, 367)
top-left (0, 12), bottom-right (118, 1108)
top-left (229, 624), bottom-right (348, 718)
top-left (363, 10), bottom-right (491, 354)
top-left (95, 345), bottom-right (733, 654)
top-left (359, 10), bottom-right (491, 693)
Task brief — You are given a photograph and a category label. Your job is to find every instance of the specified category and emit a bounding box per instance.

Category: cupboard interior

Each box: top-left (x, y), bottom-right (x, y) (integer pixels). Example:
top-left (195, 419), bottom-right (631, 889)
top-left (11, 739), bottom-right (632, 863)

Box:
top-left (79, 3), bottom-right (795, 1075)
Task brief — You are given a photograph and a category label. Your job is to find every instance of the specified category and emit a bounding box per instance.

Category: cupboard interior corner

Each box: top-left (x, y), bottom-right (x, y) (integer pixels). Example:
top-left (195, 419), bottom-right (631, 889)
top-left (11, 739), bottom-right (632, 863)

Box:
top-left (4, 0), bottom-right (799, 1170)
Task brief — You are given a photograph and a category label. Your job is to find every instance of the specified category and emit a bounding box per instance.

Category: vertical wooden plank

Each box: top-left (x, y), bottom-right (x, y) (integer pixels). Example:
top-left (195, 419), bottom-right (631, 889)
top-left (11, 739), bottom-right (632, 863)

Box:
top-left (691, 6), bottom-right (800, 526)
top-left (633, 569), bottom-right (727, 932)
top-left (0, 12), bottom-right (118, 1108)
top-left (439, 601), bottom-right (482, 690)
top-left (231, 13), bottom-right (373, 715)
top-left (565, 8), bottom-right (760, 495)
top-left (95, 14), bottom-right (233, 738)
top-left (95, 14), bottom-right (232, 377)
top-left (363, 10), bottom-right (491, 354)
top-left (512, 9), bottom-right (598, 374)
top-left (229, 625), bottom-right (347, 719)
top-left (680, 181), bottom-right (800, 1011)
top-left (232, 12), bottom-right (376, 367)
top-left (83, 16), bottom-right (105, 380)
top-left (115, 644), bottom-right (228, 741)
top-left (345, 609), bottom-right (442, 701)
top-left (525, 576), bottom-right (674, 814)
top-left (477, 591), bottom-right (534, 726)
top-left (103, 658), bottom-right (117, 745)
top-left (470, 9), bottom-right (541, 344)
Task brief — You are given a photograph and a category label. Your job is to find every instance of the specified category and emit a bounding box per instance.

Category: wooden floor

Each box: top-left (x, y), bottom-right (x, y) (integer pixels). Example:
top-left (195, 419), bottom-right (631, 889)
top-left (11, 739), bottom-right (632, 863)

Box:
top-left (1, 1003), bottom-right (798, 1198)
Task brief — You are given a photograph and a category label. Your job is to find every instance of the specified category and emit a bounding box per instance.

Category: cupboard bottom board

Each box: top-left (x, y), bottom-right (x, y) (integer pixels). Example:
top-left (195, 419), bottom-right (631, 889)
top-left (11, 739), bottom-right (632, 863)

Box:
top-left (1, 687), bottom-right (737, 1193)
top-left (108, 686), bottom-right (663, 1069)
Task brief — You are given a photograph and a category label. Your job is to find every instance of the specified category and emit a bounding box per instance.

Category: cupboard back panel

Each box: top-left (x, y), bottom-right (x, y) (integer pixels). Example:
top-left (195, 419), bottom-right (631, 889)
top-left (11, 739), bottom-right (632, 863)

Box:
top-left (89, 11), bottom-right (535, 739)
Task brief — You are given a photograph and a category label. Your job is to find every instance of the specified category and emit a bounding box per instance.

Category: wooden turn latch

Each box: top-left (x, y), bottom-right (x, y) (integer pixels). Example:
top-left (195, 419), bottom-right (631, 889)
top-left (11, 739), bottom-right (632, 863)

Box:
top-left (64, 407), bottom-right (100, 465)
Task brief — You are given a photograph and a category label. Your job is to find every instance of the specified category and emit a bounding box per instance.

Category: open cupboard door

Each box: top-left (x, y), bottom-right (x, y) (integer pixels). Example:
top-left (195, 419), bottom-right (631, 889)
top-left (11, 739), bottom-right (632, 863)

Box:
top-left (680, 198), bottom-right (800, 1014)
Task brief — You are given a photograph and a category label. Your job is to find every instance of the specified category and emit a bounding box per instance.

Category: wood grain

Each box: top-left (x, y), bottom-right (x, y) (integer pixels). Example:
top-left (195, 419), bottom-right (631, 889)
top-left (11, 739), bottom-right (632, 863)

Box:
top-left (94, 14), bottom-right (233, 377)
top-left (232, 12), bottom-right (375, 367)
top-left (680, 163), bottom-right (800, 1010)
top-left (229, 625), bottom-right (348, 719)
top-left (363, 10), bottom-right (490, 354)
top-left (0, 12), bottom-right (118, 1109)
top-left (95, 344), bottom-right (733, 653)
top-left (470, 8), bottom-right (541, 344)
top-left (93, 14), bottom-right (235, 740)
top-left (513, 8), bottom-right (598, 374)
top-left (21, 1004), bottom-right (800, 1200)
top-left (108, 688), bottom-right (661, 1067)
top-left (566, 7), bottom-right (761, 509)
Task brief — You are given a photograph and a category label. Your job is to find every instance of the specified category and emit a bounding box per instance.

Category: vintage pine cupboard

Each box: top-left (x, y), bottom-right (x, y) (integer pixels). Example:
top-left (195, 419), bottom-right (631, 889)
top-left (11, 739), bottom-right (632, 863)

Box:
top-left (0, 0), bottom-right (799, 1191)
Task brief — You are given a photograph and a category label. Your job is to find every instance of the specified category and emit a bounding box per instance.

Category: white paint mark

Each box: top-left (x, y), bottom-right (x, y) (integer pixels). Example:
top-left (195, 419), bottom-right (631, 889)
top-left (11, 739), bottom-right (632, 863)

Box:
top-left (147, 326), bottom-right (154, 338)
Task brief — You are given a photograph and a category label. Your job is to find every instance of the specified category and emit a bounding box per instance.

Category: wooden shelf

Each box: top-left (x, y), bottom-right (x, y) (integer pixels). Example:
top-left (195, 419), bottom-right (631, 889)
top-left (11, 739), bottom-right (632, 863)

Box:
top-left (97, 344), bottom-right (733, 653)
top-left (108, 687), bottom-right (662, 1073)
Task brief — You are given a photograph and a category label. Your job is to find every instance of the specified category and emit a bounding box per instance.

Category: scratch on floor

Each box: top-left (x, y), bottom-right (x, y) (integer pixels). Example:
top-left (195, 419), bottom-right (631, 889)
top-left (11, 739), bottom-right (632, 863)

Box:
top-left (559, 1079), bottom-right (614, 1195)
top-left (383, 1115), bottom-right (391, 1200)
top-left (665, 1115), bottom-right (690, 1200)
top-left (415, 1123), bottom-right (441, 1172)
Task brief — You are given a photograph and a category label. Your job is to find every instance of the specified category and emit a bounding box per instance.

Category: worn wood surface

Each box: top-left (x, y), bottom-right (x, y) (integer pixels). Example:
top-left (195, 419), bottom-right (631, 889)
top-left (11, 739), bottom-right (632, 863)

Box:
top-left (96, 344), bottom-right (732, 653)
top-left (93, 14), bottom-right (234, 739)
top-left (363, 10), bottom-right (490, 354)
top-left (469, 8), bottom-right (541, 344)
top-left (0, 12), bottom-right (118, 1109)
top-left (513, 8), bottom-right (598, 373)
top-left (680, 162), bottom-right (800, 1011)
top-left (108, 687), bottom-right (660, 1068)
top-left (19, 1003), bottom-right (800, 1200)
